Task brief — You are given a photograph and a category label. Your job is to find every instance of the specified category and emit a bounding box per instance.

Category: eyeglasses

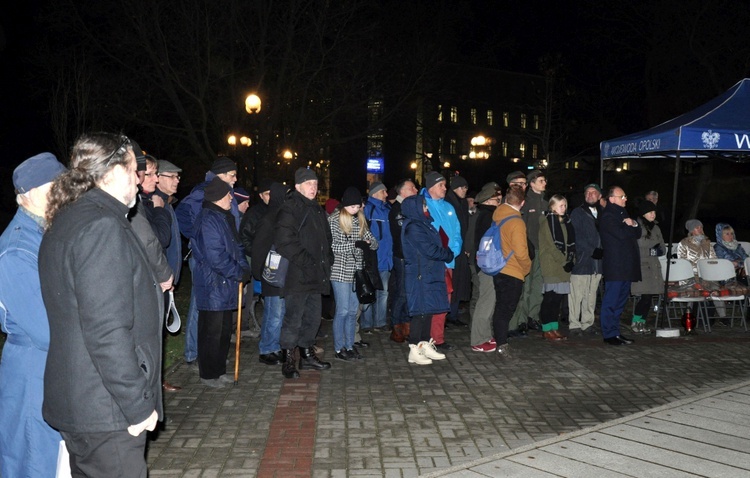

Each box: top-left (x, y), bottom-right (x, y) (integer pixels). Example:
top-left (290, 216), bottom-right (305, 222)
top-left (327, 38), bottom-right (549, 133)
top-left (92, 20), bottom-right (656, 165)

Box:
top-left (611, 195), bottom-right (627, 200)
top-left (160, 174), bottom-right (180, 180)
top-left (103, 136), bottom-right (131, 167)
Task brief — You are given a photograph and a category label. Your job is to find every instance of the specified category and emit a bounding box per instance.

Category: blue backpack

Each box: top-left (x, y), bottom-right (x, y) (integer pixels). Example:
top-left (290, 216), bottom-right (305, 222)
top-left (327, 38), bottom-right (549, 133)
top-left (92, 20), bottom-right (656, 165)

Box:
top-left (476, 216), bottom-right (519, 275)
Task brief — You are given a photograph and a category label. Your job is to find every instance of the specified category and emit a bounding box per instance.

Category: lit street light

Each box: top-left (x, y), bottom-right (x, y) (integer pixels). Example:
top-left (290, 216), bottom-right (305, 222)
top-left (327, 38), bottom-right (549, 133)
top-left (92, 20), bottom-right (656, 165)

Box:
top-left (244, 93), bottom-right (262, 188)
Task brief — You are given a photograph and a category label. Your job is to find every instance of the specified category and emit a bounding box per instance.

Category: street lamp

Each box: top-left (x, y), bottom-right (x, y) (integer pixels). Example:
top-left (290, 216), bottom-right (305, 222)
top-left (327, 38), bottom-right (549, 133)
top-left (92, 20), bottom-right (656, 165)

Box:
top-left (245, 94), bottom-right (261, 114)
top-left (282, 149), bottom-right (294, 161)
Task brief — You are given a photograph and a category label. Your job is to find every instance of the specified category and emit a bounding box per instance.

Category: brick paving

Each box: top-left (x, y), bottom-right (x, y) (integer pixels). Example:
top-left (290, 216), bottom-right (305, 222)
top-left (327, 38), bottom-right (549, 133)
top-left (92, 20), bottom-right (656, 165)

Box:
top-left (147, 317), bottom-right (750, 477)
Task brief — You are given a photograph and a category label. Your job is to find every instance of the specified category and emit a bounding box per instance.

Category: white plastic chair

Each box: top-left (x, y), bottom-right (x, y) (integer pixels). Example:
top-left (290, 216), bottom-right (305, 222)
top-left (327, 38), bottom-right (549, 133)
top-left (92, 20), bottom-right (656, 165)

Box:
top-left (739, 241), bottom-right (750, 257)
top-left (660, 257), bottom-right (709, 331)
top-left (697, 258), bottom-right (747, 331)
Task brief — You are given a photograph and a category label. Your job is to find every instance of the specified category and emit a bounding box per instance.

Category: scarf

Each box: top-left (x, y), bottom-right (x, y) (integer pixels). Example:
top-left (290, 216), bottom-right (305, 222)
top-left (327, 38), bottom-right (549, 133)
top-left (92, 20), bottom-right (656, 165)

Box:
top-left (641, 217), bottom-right (655, 239)
top-left (545, 211), bottom-right (576, 261)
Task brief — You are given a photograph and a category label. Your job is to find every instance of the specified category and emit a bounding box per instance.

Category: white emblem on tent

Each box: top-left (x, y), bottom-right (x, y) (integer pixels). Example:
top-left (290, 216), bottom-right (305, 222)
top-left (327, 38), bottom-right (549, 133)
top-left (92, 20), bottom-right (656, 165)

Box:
top-left (701, 130), bottom-right (720, 149)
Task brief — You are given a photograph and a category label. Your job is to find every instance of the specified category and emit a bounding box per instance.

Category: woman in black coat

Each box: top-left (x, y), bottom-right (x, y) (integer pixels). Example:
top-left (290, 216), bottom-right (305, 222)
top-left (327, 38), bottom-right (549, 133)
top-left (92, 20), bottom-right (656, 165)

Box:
top-left (401, 195), bottom-right (454, 365)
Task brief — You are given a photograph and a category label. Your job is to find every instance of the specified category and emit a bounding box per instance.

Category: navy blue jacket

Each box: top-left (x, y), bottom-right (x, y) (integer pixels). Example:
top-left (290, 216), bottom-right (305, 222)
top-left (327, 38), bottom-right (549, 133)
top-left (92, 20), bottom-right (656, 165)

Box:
top-left (570, 202), bottom-right (603, 276)
top-left (192, 203), bottom-right (249, 311)
top-left (401, 195), bottom-right (454, 317)
top-left (600, 202), bottom-right (642, 282)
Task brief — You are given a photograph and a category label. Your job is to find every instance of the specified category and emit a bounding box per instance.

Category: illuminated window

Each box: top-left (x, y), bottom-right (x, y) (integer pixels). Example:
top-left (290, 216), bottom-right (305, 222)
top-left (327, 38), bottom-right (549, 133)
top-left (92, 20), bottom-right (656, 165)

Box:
top-left (622, 161), bottom-right (629, 170)
top-left (521, 114), bottom-right (527, 129)
top-left (565, 162), bottom-right (569, 169)
top-left (470, 108), bottom-right (477, 125)
top-left (437, 104), bottom-right (443, 122)
top-left (519, 142), bottom-right (526, 158)
top-left (574, 161), bottom-right (579, 169)
top-left (501, 141), bottom-right (508, 156)
top-left (487, 110), bottom-right (494, 126)
top-left (532, 144), bottom-right (538, 159)
top-left (449, 138), bottom-right (457, 154)
top-left (533, 114), bottom-right (540, 130)
top-left (503, 112), bottom-right (509, 127)
top-left (450, 106), bottom-right (458, 123)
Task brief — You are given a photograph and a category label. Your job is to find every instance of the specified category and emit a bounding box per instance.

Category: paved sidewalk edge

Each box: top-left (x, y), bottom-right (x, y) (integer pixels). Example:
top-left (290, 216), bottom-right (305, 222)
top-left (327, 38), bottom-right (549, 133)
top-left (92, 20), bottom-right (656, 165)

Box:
top-left (420, 378), bottom-right (750, 478)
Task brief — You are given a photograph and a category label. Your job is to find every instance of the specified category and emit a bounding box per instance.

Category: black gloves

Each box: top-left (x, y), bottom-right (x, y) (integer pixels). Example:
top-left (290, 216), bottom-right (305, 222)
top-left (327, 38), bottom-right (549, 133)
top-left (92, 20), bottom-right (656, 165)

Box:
top-left (563, 262), bottom-right (574, 273)
top-left (355, 240), bottom-right (369, 249)
top-left (591, 248), bottom-right (604, 260)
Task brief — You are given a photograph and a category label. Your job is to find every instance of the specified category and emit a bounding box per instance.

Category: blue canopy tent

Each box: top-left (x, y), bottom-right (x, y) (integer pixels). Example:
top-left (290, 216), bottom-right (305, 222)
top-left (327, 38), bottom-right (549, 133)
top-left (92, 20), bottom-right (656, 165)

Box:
top-left (600, 78), bottom-right (750, 329)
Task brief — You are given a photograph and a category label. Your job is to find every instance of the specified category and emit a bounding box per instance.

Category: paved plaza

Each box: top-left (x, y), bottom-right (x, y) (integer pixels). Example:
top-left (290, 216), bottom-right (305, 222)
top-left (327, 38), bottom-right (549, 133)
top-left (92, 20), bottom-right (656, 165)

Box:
top-left (147, 315), bottom-right (750, 477)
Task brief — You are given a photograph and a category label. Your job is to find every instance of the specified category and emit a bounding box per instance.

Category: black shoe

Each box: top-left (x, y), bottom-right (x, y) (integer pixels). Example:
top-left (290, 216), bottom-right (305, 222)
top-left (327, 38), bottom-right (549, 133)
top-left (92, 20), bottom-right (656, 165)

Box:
top-left (435, 342), bottom-right (455, 352)
top-left (259, 352), bottom-right (281, 365)
top-left (447, 318), bottom-right (469, 327)
top-left (299, 347), bottom-right (332, 370)
top-left (517, 323), bottom-right (528, 335)
top-left (604, 335), bottom-right (634, 346)
top-left (282, 348), bottom-right (300, 379)
top-left (583, 326), bottom-right (599, 336)
top-left (361, 328), bottom-right (374, 335)
top-left (354, 341), bottom-right (370, 348)
top-left (351, 347), bottom-right (364, 360)
top-left (335, 349), bottom-right (357, 362)
top-left (527, 318), bottom-right (542, 331)
top-left (569, 328), bottom-right (583, 337)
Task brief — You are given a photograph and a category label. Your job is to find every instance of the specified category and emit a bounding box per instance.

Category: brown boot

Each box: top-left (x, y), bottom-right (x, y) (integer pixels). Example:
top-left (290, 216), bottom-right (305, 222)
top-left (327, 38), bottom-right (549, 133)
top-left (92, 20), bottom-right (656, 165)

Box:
top-left (390, 324), bottom-right (405, 343)
top-left (402, 322), bottom-right (410, 341)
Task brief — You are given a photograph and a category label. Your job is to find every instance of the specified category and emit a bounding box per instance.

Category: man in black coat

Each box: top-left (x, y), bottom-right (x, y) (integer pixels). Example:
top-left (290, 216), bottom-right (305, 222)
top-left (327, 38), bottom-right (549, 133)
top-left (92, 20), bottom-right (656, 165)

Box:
top-left (599, 185), bottom-right (641, 346)
top-left (445, 175), bottom-right (471, 326)
top-left (275, 168), bottom-right (334, 378)
top-left (39, 132), bottom-right (163, 476)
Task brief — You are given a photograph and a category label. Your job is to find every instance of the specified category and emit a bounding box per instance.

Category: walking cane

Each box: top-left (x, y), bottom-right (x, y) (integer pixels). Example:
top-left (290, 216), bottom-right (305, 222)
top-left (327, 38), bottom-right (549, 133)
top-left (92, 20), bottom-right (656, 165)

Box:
top-left (234, 281), bottom-right (243, 385)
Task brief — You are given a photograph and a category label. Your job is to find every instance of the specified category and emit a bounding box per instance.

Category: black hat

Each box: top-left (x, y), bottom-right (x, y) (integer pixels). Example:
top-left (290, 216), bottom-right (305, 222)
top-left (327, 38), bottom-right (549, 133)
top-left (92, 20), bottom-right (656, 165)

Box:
top-left (451, 176), bottom-right (468, 190)
top-left (341, 186), bottom-right (363, 207)
top-left (638, 200), bottom-right (657, 217)
top-left (424, 171), bottom-right (446, 189)
top-left (204, 176), bottom-right (232, 202)
top-left (257, 178), bottom-right (273, 193)
top-left (295, 167), bottom-right (317, 184)
top-left (210, 157), bottom-right (237, 174)
top-left (130, 139), bottom-right (147, 172)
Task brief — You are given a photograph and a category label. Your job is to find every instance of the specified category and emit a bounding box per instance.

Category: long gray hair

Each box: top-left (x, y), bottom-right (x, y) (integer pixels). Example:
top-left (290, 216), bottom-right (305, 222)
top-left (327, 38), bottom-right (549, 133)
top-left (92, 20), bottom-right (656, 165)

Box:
top-left (46, 132), bottom-right (133, 227)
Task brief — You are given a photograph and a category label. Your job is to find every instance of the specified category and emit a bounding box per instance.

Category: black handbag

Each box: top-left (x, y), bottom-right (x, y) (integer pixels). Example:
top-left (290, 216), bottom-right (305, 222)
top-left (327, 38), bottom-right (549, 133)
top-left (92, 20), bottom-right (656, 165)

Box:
top-left (354, 268), bottom-right (376, 304)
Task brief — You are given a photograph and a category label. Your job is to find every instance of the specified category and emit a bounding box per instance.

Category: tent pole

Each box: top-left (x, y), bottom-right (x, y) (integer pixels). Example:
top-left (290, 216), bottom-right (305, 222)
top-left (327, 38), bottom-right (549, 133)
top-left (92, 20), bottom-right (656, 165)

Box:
top-left (600, 156), bottom-right (604, 187)
top-left (660, 153), bottom-right (681, 329)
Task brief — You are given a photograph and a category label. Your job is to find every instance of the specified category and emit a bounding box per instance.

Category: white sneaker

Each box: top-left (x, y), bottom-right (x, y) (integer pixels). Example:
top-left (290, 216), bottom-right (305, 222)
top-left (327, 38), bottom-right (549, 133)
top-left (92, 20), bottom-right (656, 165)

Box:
top-left (422, 339), bottom-right (446, 361)
top-left (408, 343), bottom-right (432, 365)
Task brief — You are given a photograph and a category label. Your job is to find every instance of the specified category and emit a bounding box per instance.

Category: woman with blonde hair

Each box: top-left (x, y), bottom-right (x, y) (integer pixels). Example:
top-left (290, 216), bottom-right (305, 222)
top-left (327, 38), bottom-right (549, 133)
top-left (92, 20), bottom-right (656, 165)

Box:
top-left (538, 194), bottom-right (575, 341)
top-left (329, 187), bottom-right (378, 361)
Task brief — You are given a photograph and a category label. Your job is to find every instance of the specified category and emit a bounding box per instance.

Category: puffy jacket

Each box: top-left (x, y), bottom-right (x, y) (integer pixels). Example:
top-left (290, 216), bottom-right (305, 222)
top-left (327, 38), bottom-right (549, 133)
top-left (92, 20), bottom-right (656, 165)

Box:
top-left (275, 190), bottom-right (333, 294)
top-left (420, 188), bottom-right (462, 268)
top-left (175, 171), bottom-right (241, 242)
top-left (600, 202), bottom-right (642, 281)
top-left (192, 203), bottom-right (249, 311)
top-left (491, 204), bottom-right (531, 281)
top-left (401, 195), bottom-right (454, 316)
top-left (364, 196), bottom-right (392, 271)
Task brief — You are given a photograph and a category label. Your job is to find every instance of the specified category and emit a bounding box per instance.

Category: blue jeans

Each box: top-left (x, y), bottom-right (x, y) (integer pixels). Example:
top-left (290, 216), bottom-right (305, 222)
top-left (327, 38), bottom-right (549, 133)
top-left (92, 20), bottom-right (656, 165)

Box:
top-left (600, 280), bottom-right (630, 339)
top-left (362, 270), bottom-right (390, 328)
top-left (184, 256), bottom-right (199, 362)
top-left (259, 296), bottom-right (284, 355)
top-left (332, 281), bottom-right (359, 351)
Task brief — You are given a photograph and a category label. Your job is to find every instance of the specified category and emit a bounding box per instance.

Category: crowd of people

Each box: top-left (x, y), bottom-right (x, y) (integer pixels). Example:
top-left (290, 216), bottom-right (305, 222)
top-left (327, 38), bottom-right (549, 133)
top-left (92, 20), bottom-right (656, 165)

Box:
top-left (1, 132), bottom-right (747, 476)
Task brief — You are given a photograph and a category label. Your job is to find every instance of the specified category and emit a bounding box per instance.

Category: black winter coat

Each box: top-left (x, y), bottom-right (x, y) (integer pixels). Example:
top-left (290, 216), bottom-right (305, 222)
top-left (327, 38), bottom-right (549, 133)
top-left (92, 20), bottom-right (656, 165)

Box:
top-left (40, 188), bottom-right (163, 433)
top-left (251, 183), bottom-right (289, 297)
top-left (275, 190), bottom-right (333, 295)
top-left (600, 202), bottom-right (642, 282)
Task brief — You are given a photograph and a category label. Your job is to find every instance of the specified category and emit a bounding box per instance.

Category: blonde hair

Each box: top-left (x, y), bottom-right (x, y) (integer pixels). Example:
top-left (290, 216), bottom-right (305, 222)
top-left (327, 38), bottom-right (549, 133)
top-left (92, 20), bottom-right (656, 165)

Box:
top-left (338, 207), bottom-right (369, 238)
top-left (548, 194), bottom-right (567, 213)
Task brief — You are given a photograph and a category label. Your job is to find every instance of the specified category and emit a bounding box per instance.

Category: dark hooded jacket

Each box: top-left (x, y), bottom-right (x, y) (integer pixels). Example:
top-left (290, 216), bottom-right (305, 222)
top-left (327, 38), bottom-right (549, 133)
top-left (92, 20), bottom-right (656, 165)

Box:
top-left (251, 183), bottom-right (289, 297)
top-left (401, 195), bottom-right (454, 317)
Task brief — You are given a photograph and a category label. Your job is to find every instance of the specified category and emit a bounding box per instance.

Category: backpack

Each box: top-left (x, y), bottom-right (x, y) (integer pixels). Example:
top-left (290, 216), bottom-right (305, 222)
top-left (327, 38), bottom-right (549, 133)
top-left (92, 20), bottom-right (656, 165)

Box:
top-left (476, 216), bottom-right (519, 275)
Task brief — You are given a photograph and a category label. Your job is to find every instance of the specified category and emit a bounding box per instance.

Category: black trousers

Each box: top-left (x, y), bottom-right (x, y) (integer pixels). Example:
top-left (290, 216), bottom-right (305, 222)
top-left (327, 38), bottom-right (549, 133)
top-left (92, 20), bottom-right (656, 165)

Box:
top-left (61, 429), bottom-right (147, 478)
top-left (197, 309), bottom-right (233, 379)
top-left (492, 273), bottom-right (524, 345)
top-left (634, 294), bottom-right (655, 317)
top-left (540, 291), bottom-right (565, 325)
top-left (408, 314), bottom-right (433, 345)
top-left (280, 292), bottom-right (322, 349)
